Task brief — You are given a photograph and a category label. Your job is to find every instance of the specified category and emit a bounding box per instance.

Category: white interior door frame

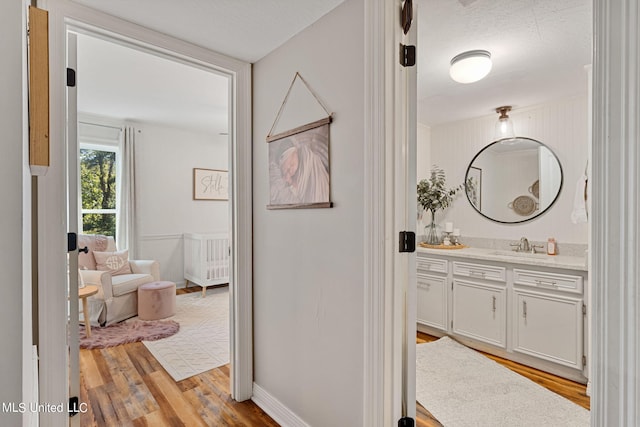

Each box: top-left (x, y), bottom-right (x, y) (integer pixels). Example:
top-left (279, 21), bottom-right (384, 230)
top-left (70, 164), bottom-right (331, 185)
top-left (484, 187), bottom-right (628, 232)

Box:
top-left (37, 3), bottom-right (253, 427)
top-left (591, 0), bottom-right (640, 425)
top-left (363, 0), bottom-right (415, 425)
top-left (66, 30), bottom-right (80, 427)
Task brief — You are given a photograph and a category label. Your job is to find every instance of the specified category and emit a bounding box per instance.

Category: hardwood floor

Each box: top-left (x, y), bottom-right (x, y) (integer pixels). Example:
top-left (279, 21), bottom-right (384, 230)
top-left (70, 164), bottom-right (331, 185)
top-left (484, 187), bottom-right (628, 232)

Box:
top-left (79, 286), bottom-right (278, 427)
top-left (415, 331), bottom-right (590, 427)
top-left (80, 294), bottom-right (588, 426)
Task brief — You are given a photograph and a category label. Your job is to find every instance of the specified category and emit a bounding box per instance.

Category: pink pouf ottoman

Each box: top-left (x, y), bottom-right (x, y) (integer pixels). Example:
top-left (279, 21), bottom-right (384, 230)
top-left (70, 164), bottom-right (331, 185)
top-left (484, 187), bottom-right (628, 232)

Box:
top-left (138, 281), bottom-right (176, 320)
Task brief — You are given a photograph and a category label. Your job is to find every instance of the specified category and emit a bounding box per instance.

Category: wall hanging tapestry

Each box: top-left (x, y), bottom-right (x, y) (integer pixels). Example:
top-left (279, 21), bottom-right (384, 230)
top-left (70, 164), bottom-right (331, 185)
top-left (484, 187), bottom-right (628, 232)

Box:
top-left (266, 72), bottom-right (333, 209)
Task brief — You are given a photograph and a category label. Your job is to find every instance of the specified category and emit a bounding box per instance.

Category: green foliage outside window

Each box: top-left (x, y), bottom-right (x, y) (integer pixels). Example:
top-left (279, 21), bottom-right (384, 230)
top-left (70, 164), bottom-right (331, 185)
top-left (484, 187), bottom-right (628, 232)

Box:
top-left (80, 148), bottom-right (117, 237)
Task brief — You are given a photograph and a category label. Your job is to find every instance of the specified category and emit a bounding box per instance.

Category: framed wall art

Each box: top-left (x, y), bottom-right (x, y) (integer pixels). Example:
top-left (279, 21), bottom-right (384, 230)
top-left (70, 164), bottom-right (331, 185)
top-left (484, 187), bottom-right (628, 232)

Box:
top-left (467, 166), bottom-right (482, 210)
top-left (193, 168), bottom-right (228, 201)
top-left (266, 72), bottom-right (333, 209)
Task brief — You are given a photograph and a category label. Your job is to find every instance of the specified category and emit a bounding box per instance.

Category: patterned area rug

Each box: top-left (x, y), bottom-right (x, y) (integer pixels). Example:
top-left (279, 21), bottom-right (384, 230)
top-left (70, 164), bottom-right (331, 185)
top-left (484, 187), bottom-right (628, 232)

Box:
top-left (142, 286), bottom-right (229, 382)
top-left (80, 320), bottom-right (179, 349)
top-left (416, 336), bottom-right (590, 427)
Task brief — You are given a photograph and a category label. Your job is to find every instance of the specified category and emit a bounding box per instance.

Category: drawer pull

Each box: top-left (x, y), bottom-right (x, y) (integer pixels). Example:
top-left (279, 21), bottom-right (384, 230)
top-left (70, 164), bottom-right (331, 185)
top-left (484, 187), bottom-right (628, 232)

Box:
top-left (535, 279), bottom-right (558, 288)
top-left (470, 270), bottom-right (486, 278)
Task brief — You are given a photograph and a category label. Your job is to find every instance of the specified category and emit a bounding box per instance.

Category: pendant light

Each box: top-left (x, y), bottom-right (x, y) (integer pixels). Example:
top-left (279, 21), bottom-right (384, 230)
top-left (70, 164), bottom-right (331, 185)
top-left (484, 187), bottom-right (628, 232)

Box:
top-left (449, 50), bottom-right (492, 84)
top-left (495, 106), bottom-right (516, 140)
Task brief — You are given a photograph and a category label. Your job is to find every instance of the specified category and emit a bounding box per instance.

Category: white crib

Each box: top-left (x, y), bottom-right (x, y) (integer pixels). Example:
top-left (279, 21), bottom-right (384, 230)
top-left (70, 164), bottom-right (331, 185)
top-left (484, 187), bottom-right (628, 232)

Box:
top-left (183, 233), bottom-right (230, 297)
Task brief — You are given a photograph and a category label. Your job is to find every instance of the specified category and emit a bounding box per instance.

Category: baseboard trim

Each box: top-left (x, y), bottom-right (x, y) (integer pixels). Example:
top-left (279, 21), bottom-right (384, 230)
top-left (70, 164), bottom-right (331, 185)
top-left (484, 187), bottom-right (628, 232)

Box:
top-left (251, 383), bottom-right (310, 427)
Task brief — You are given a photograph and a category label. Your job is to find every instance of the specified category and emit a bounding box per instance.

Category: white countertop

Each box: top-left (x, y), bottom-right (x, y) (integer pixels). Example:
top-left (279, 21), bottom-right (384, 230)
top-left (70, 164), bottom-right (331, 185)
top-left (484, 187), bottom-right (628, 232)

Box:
top-left (417, 246), bottom-right (588, 271)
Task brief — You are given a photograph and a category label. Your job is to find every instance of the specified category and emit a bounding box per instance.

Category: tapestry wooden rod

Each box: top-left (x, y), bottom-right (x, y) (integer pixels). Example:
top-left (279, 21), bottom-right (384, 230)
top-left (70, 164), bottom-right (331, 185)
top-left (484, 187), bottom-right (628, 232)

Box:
top-left (266, 116), bottom-right (332, 143)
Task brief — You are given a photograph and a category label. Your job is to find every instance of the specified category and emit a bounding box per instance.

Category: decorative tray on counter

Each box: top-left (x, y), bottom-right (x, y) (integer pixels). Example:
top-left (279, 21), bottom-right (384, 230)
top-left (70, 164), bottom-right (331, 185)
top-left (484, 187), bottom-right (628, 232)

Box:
top-left (418, 243), bottom-right (467, 250)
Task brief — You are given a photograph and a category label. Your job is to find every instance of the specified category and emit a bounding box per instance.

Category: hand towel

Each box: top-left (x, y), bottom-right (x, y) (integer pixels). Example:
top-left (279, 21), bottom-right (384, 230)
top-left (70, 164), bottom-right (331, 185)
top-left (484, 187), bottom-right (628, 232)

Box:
top-left (571, 174), bottom-right (588, 223)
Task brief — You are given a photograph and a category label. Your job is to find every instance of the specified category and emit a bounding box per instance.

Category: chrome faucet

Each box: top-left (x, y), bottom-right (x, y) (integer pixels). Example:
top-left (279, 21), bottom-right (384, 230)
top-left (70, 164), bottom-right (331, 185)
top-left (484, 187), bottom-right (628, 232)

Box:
top-left (515, 237), bottom-right (530, 252)
top-left (510, 237), bottom-right (544, 253)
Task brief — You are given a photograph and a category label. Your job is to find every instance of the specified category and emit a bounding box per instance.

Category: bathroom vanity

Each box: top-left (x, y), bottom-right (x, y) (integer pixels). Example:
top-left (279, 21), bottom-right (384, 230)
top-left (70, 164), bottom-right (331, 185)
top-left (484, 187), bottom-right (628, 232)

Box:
top-left (416, 246), bottom-right (588, 383)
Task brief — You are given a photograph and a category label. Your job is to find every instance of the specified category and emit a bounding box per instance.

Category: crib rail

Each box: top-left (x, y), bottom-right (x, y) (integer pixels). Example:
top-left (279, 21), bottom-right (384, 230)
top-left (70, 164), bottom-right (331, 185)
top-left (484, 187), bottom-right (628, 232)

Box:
top-left (184, 233), bottom-right (230, 294)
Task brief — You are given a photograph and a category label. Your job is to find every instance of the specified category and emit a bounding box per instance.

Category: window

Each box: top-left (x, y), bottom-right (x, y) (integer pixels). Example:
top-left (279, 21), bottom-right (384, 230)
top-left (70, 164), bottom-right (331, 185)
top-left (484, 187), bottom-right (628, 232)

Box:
top-left (80, 145), bottom-right (118, 238)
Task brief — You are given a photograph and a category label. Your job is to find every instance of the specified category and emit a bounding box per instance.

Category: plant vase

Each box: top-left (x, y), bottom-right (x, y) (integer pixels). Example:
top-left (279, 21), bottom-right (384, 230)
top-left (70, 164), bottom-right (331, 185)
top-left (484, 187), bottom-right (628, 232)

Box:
top-left (424, 209), bottom-right (441, 245)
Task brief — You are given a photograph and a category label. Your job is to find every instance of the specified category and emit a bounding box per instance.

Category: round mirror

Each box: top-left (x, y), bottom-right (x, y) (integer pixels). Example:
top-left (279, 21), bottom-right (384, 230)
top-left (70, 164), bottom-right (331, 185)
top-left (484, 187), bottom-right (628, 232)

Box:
top-left (465, 137), bottom-right (563, 223)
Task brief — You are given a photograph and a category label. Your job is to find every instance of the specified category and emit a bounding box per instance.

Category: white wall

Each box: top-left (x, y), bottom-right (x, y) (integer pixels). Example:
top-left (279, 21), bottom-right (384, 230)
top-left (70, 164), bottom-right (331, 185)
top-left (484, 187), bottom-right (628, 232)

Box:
top-left (0, 1), bottom-right (24, 423)
top-left (134, 122), bottom-right (229, 284)
top-left (252, 0), bottom-right (364, 424)
top-left (424, 95), bottom-right (589, 244)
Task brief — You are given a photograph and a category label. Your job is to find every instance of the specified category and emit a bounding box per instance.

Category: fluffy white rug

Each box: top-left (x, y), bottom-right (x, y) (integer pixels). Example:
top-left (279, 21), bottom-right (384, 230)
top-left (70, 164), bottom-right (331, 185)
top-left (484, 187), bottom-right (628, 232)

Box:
top-left (142, 286), bottom-right (229, 382)
top-left (416, 336), bottom-right (590, 427)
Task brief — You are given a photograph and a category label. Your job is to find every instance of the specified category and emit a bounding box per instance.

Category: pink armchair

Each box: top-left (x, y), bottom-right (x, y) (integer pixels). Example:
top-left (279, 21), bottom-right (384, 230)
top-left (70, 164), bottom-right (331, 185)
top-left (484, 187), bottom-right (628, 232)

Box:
top-left (78, 234), bottom-right (160, 326)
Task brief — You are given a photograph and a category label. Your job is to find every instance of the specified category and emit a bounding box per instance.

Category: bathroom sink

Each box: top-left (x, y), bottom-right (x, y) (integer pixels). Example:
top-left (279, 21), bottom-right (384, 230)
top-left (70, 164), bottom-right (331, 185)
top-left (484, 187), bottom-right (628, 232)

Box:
top-left (489, 250), bottom-right (547, 259)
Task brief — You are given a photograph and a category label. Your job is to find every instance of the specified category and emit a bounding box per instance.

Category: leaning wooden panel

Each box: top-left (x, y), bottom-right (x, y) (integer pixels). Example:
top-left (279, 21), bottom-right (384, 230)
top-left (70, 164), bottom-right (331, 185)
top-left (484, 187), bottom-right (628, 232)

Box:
top-left (28, 6), bottom-right (50, 172)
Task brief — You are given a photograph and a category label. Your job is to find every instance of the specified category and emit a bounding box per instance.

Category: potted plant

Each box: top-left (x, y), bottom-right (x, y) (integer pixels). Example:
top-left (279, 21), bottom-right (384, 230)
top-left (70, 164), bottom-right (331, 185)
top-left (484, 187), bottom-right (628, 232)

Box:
top-left (417, 166), bottom-right (464, 244)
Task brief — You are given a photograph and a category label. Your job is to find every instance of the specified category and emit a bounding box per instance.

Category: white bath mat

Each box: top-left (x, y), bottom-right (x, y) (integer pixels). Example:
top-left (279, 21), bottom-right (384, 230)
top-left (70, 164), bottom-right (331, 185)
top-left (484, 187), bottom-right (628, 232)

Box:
top-left (416, 336), bottom-right (590, 427)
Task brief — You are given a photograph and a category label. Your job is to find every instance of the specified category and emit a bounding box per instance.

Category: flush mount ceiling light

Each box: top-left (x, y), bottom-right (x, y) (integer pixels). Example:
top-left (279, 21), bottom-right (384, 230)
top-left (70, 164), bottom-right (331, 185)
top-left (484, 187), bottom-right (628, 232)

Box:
top-left (449, 50), bottom-right (492, 84)
top-left (495, 106), bottom-right (516, 140)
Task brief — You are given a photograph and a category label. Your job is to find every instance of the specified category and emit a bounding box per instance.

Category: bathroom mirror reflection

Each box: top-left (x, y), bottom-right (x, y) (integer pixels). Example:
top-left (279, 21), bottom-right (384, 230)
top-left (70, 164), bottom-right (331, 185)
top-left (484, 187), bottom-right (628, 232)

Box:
top-left (465, 137), bottom-right (563, 223)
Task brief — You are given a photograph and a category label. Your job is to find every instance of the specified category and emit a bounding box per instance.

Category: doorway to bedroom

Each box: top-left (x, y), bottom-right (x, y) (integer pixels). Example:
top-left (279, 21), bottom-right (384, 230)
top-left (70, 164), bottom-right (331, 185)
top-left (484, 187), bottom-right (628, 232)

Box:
top-left (73, 31), bottom-right (241, 424)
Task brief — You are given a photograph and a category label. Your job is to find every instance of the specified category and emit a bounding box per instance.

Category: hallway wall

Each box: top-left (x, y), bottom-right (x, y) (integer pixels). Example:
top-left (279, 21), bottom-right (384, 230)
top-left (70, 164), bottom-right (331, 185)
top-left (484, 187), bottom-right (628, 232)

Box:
top-left (252, 0), bottom-right (365, 424)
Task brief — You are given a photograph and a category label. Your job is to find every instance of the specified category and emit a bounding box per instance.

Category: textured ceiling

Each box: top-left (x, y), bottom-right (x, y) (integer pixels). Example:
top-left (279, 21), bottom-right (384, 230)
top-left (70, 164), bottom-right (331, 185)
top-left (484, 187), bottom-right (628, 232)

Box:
top-left (417, 0), bottom-right (592, 126)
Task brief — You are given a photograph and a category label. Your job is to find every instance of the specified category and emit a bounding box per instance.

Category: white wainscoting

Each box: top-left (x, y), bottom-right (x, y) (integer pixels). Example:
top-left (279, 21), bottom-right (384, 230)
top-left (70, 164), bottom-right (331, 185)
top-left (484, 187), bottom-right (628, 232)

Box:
top-left (138, 234), bottom-right (186, 286)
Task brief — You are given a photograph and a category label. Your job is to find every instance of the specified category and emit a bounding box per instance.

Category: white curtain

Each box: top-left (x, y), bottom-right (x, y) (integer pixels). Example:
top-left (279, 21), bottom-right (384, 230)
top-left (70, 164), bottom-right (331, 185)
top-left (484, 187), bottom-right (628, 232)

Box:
top-left (116, 126), bottom-right (137, 256)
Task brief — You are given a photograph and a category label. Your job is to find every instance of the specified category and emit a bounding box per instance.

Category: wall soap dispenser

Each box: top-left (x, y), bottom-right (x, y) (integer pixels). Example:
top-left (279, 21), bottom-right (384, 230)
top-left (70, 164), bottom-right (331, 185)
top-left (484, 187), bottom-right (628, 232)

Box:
top-left (547, 237), bottom-right (557, 255)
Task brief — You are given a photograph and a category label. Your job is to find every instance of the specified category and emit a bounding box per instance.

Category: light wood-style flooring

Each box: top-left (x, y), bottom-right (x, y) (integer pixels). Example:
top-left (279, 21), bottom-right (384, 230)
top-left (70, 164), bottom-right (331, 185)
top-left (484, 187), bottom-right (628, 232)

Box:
top-left (79, 293), bottom-right (589, 426)
top-left (415, 331), bottom-right (590, 427)
top-left (79, 286), bottom-right (278, 427)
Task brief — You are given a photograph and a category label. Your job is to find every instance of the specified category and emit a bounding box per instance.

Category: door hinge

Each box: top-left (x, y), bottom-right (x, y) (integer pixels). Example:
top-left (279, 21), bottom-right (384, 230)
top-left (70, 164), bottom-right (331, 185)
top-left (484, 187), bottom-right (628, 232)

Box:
top-left (399, 231), bottom-right (416, 253)
top-left (582, 303), bottom-right (587, 315)
top-left (68, 396), bottom-right (80, 417)
top-left (582, 355), bottom-right (587, 367)
top-left (398, 416), bottom-right (415, 427)
top-left (399, 43), bottom-right (416, 67)
top-left (67, 232), bottom-right (77, 252)
top-left (67, 67), bottom-right (76, 87)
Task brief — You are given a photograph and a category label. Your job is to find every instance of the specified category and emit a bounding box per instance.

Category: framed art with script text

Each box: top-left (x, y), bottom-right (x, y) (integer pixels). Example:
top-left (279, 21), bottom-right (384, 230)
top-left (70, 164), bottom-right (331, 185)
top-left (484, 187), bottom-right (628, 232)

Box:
top-left (193, 168), bottom-right (228, 201)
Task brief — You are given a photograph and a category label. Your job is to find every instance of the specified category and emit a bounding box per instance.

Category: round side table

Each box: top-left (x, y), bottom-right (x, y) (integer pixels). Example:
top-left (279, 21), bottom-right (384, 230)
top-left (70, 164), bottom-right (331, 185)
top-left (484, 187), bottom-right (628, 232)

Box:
top-left (78, 285), bottom-right (98, 337)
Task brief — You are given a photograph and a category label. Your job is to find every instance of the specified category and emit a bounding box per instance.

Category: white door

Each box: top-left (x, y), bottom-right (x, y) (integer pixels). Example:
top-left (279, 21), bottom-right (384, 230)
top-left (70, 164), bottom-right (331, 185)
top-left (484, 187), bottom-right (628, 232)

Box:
top-left (66, 31), bottom-right (82, 426)
top-left (396, 4), bottom-right (418, 421)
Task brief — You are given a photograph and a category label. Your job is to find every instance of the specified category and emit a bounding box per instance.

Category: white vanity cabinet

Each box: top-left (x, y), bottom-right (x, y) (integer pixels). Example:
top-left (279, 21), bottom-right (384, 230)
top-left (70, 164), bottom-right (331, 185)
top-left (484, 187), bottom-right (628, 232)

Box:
top-left (416, 257), bottom-right (448, 331)
top-left (417, 274), bottom-right (448, 331)
top-left (452, 279), bottom-right (506, 348)
top-left (512, 268), bottom-right (585, 370)
top-left (416, 248), bottom-right (588, 382)
top-left (451, 261), bottom-right (507, 347)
